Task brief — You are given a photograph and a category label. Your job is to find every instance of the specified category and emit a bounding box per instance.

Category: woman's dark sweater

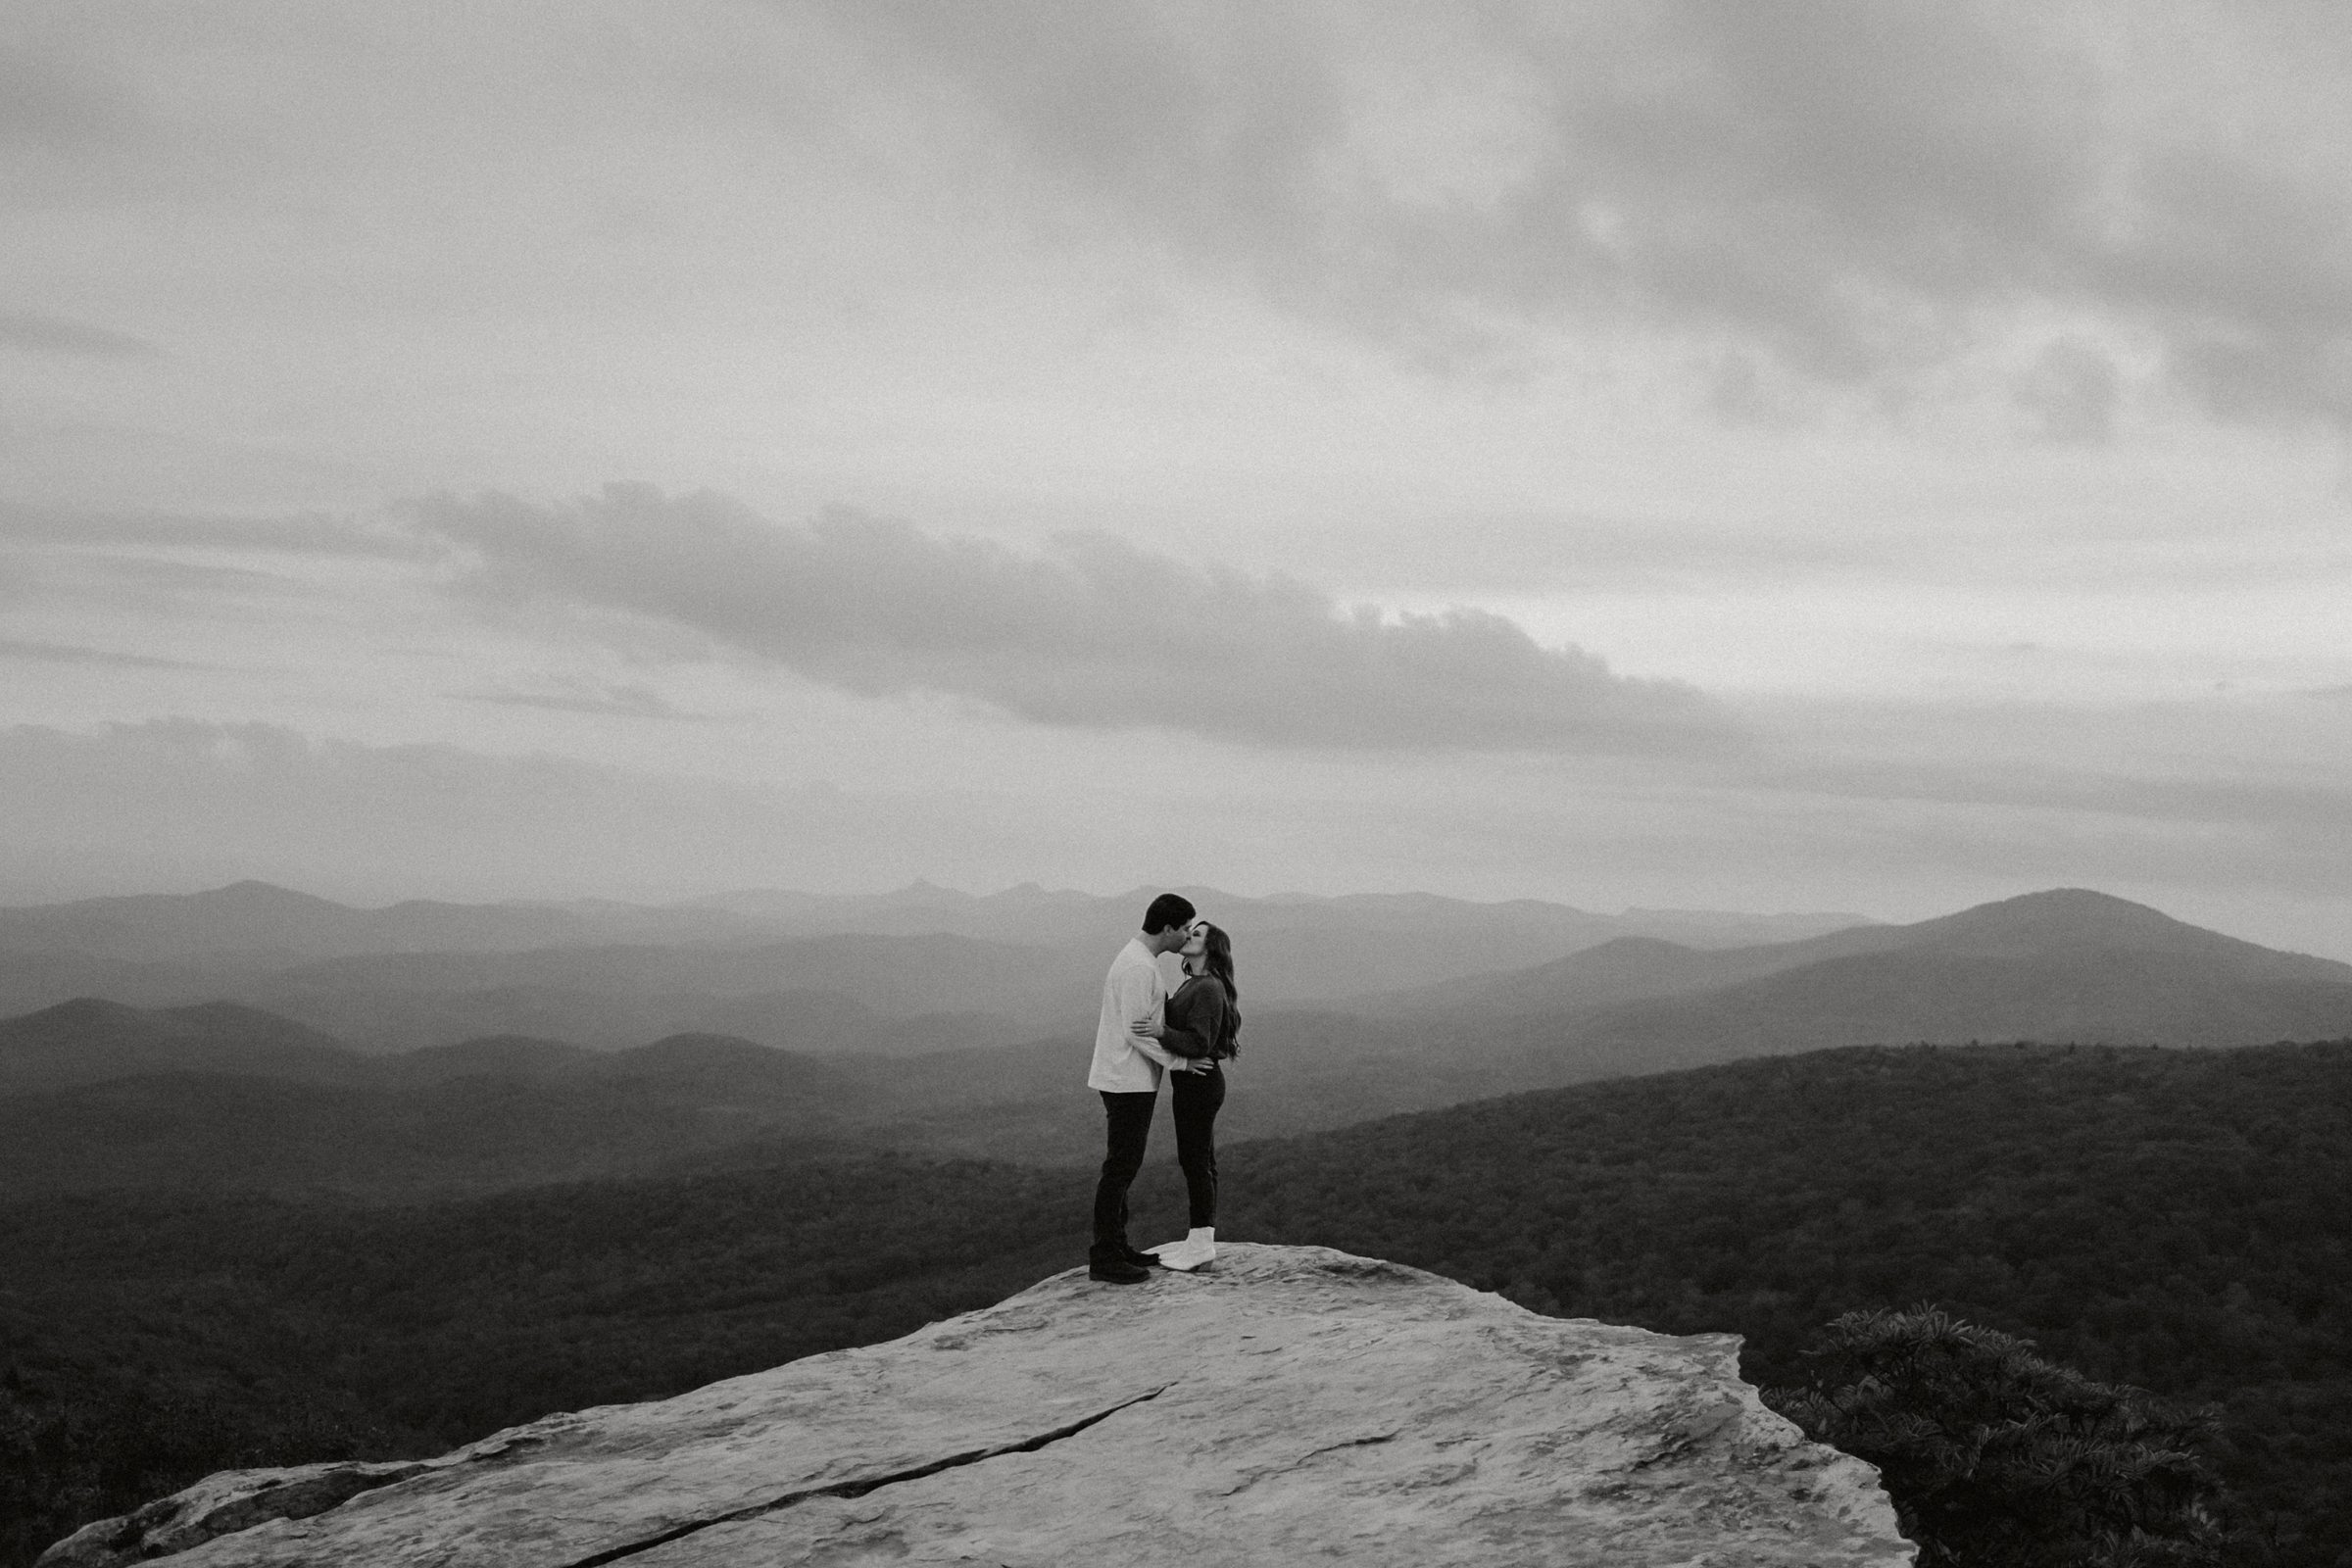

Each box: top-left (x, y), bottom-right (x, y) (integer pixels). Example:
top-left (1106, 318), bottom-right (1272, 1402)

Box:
top-left (1161, 974), bottom-right (1238, 1060)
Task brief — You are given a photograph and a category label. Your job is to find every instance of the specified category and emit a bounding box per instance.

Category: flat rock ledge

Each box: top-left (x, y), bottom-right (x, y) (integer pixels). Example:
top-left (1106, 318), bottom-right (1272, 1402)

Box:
top-left (43, 1244), bottom-right (1914, 1567)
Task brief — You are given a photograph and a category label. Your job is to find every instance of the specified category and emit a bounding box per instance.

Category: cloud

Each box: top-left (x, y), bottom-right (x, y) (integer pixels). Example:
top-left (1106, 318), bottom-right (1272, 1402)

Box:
top-left (0, 718), bottom-right (1431, 908)
top-left (406, 485), bottom-right (1734, 755)
top-left (0, 34), bottom-right (136, 153)
top-left (0, 311), bottom-right (159, 360)
top-left (0, 501), bottom-right (417, 559)
top-left (0, 718), bottom-right (973, 903)
top-left (819, 0), bottom-right (2352, 427)
top-left (450, 679), bottom-right (722, 722)
top-left (7, 712), bottom-right (2352, 956)
top-left (1749, 754), bottom-right (2352, 844)
top-left (0, 637), bottom-right (210, 670)
top-left (2012, 337), bottom-right (2122, 444)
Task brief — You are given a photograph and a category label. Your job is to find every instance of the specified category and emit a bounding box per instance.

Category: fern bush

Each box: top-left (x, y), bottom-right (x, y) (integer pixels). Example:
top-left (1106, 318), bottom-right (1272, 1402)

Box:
top-left (1765, 1306), bottom-right (2237, 1566)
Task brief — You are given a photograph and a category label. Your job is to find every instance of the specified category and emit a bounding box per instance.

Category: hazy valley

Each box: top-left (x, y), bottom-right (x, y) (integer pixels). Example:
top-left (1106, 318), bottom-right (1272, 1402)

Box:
top-left (6, 882), bottom-right (2351, 1196)
top-left (8, 880), bottom-right (2352, 1563)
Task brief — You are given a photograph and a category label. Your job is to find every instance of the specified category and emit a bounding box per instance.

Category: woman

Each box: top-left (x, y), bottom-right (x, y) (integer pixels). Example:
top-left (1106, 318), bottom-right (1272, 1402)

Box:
top-left (1138, 920), bottom-right (1239, 1272)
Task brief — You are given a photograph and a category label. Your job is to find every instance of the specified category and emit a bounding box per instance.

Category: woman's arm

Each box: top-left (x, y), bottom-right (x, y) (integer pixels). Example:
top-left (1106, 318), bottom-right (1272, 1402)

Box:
top-left (1156, 978), bottom-right (1214, 1059)
top-left (1202, 982), bottom-right (1236, 1058)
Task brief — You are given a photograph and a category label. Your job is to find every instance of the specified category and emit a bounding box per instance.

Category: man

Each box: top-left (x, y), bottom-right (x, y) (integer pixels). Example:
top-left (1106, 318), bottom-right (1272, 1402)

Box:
top-left (1087, 892), bottom-right (1205, 1284)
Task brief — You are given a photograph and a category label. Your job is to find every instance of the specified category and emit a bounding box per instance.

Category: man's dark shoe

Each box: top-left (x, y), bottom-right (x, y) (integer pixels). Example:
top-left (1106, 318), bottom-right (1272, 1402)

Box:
top-left (1089, 1257), bottom-right (1151, 1284)
top-left (1125, 1246), bottom-right (1166, 1268)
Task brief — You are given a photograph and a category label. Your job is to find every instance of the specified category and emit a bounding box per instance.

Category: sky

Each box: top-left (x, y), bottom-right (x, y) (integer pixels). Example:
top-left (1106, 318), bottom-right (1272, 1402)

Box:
top-left (5, 0), bottom-right (2352, 956)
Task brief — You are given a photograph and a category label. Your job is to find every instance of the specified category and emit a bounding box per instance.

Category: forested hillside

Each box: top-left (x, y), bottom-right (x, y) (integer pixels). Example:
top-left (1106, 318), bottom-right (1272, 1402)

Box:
top-left (8, 1040), bottom-right (2348, 1564)
top-left (1234, 1040), bottom-right (2352, 1561)
top-left (0, 1004), bottom-right (1476, 1194)
top-left (0, 1156), bottom-right (1082, 1566)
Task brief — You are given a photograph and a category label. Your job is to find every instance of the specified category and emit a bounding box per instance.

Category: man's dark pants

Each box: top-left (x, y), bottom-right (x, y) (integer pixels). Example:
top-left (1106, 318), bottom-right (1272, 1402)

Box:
top-left (1092, 1090), bottom-right (1157, 1262)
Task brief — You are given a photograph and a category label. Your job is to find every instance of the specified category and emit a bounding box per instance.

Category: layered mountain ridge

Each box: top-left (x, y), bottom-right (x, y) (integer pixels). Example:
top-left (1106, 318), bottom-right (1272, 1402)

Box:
top-left (0, 880), bottom-right (1876, 1054)
top-left (7, 885), bottom-right (2350, 1195)
top-left (1386, 888), bottom-right (2352, 1083)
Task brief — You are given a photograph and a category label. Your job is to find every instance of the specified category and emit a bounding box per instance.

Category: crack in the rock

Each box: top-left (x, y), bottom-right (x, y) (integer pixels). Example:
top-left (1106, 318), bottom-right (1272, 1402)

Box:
top-left (560, 1383), bottom-right (1176, 1568)
top-left (1296, 1431), bottom-right (1399, 1464)
top-left (1214, 1429), bottom-right (1401, 1497)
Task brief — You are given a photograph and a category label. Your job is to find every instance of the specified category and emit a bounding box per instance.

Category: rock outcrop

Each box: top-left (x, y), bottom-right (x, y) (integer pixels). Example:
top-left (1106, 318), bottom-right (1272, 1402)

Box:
top-left (43, 1245), bottom-right (1914, 1566)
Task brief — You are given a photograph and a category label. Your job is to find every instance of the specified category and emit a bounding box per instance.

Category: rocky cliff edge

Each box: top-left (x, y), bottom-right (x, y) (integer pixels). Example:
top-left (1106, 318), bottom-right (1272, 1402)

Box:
top-left (43, 1244), bottom-right (1914, 1566)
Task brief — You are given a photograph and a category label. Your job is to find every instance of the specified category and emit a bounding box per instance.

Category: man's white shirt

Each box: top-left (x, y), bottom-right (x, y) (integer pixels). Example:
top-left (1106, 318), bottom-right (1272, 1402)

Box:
top-left (1088, 936), bottom-right (1182, 1092)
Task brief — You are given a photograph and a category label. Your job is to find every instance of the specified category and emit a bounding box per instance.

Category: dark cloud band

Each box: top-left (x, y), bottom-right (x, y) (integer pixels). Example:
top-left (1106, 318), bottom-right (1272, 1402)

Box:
top-left (407, 485), bottom-right (1735, 755)
top-left (0, 637), bottom-right (207, 670)
top-left (0, 501), bottom-right (422, 559)
top-left (0, 311), bottom-right (159, 361)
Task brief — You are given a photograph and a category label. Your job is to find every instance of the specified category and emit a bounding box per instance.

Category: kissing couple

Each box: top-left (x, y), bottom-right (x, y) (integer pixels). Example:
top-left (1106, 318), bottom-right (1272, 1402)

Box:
top-left (1086, 892), bottom-right (1243, 1285)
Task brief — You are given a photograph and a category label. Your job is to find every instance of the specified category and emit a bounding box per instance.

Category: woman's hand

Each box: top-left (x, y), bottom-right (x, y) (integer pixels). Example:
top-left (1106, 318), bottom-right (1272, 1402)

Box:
top-left (1135, 1017), bottom-right (1165, 1039)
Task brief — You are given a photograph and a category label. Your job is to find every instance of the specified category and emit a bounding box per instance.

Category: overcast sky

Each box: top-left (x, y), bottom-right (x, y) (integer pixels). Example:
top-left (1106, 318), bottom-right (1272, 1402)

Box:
top-left (6, 1), bottom-right (2352, 955)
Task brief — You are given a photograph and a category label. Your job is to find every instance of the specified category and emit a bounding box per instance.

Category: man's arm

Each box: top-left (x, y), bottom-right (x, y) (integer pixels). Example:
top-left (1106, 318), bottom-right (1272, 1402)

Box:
top-left (1117, 959), bottom-right (1182, 1070)
top-left (1157, 1024), bottom-right (1210, 1058)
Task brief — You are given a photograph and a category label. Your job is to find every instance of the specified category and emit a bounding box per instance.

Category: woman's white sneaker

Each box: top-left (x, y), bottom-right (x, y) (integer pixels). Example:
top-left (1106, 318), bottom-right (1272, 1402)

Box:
top-left (1153, 1227), bottom-right (1216, 1272)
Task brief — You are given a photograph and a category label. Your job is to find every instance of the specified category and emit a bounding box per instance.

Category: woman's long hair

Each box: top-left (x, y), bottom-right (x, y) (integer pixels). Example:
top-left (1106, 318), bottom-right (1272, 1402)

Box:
top-left (1196, 922), bottom-right (1241, 1056)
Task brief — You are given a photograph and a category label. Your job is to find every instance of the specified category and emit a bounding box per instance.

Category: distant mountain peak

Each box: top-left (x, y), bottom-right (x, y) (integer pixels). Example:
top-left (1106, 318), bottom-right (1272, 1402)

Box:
top-left (1980, 887), bottom-right (2164, 914)
top-left (0, 997), bottom-right (365, 1094)
top-left (1580, 934), bottom-right (1705, 958)
top-left (1921, 888), bottom-right (2203, 942)
top-left (22, 996), bottom-right (147, 1028)
top-left (886, 879), bottom-right (968, 903)
top-left (1876, 889), bottom-right (2352, 984)
top-left (636, 1030), bottom-right (784, 1053)
top-left (207, 880), bottom-right (346, 907)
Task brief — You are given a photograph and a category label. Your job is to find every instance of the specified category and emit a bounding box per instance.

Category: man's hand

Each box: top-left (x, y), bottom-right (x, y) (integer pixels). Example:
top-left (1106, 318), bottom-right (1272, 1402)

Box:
top-left (1135, 1017), bottom-right (1165, 1039)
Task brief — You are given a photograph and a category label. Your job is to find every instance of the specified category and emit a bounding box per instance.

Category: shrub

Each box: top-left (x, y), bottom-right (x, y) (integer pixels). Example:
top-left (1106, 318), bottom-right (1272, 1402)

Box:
top-left (1766, 1305), bottom-right (2235, 1566)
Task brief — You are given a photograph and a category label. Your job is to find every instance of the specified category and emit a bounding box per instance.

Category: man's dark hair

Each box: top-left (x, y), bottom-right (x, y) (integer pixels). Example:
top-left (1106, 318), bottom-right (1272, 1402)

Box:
top-left (1143, 893), bottom-right (1197, 934)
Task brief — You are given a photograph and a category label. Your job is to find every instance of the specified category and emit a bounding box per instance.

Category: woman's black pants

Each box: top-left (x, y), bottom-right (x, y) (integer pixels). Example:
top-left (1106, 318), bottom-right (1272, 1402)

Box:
top-left (1171, 1063), bottom-right (1225, 1228)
